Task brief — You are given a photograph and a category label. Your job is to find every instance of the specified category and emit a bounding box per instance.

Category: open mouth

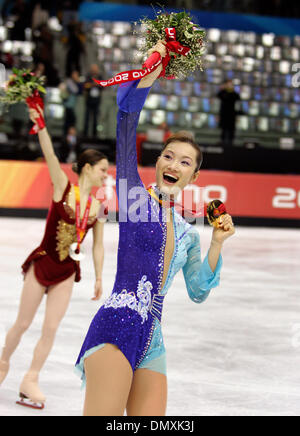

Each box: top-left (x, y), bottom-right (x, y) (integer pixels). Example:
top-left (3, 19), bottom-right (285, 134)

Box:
top-left (163, 173), bottom-right (179, 184)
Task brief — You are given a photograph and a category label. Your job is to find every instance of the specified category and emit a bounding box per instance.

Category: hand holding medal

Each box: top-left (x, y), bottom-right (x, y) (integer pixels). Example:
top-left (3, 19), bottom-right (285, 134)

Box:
top-left (207, 200), bottom-right (235, 243)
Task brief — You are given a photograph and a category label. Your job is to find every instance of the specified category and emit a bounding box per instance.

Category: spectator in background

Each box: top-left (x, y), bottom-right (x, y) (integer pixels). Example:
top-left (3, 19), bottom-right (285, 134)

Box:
top-left (83, 64), bottom-right (103, 138)
top-left (32, 2), bottom-right (49, 31)
top-left (33, 62), bottom-right (46, 79)
top-left (60, 70), bottom-right (82, 135)
top-left (33, 23), bottom-right (60, 86)
top-left (10, 0), bottom-right (32, 41)
top-left (217, 80), bottom-right (240, 147)
top-left (60, 126), bottom-right (79, 163)
top-left (65, 21), bottom-right (86, 77)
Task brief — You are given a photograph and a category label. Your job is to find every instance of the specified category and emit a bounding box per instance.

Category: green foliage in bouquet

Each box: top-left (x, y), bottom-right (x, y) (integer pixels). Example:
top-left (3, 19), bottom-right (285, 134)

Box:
top-left (138, 10), bottom-right (206, 79)
top-left (0, 68), bottom-right (46, 104)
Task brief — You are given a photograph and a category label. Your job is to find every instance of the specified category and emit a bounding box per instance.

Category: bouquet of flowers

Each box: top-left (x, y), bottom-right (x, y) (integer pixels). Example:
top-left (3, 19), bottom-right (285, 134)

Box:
top-left (0, 68), bottom-right (47, 134)
top-left (94, 10), bottom-right (206, 88)
top-left (139, 10), bottom-right (206, 79)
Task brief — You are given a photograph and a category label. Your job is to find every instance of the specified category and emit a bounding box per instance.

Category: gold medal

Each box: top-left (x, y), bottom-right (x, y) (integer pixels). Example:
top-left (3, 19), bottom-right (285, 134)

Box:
top-left (206, 200), bottom-right (227, 228)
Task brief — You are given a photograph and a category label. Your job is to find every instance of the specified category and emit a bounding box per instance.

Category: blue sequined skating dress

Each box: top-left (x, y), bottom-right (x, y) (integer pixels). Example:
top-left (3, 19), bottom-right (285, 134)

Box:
top-left (75, 80), bottom-right (223, 382)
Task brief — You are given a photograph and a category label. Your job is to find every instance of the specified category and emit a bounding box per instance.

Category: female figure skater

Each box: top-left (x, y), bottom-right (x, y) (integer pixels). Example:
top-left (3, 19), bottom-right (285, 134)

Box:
top-left (76, 41), bottom-right (235, 416)
top-left (0, 107), bottom-right (109, 409)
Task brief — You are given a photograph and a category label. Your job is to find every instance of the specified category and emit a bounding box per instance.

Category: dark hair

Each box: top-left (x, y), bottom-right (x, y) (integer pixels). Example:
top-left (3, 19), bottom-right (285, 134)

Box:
top-left (162, 131), bottom-right (203, 172)
top-left (72, 149), bottom-right (108, 175)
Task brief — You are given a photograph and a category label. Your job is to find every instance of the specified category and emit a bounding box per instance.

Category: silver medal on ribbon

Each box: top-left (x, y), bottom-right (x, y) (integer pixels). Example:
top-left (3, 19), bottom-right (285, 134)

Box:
top-left (69, 242), bottom-right (85, 261)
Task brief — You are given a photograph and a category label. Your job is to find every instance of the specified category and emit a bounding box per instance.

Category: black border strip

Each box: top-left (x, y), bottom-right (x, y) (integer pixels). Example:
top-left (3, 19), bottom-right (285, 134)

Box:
top-left (0, 208), bottom-right (299, 228)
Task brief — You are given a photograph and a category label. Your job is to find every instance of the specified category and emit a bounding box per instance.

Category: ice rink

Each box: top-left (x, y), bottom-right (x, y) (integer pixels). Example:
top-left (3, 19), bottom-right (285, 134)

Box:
top-left (0, 217), bottom-right (299, 416)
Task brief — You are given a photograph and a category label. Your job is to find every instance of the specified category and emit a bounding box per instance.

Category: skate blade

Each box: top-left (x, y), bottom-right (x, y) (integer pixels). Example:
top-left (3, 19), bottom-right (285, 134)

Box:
top-left (16, 393), bottom-right (45, 410)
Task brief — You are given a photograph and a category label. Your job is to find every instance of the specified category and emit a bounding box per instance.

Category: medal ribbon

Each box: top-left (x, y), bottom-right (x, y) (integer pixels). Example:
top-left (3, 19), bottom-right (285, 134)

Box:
top-left (74, 185), bottom-right (92, 253)
top-left (93, 28), bottom-right (191, 88)
top-left (147, 186), bottom-right (203, 218)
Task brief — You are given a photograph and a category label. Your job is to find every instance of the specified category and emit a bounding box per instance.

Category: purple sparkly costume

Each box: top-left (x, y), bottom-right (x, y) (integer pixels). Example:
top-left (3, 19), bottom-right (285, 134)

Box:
top-left (75, 80), bottom-right (222, 381)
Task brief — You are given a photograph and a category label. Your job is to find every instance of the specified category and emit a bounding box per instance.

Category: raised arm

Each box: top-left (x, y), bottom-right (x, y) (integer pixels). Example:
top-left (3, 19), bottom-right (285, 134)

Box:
top-left (115, 41), bottom-right (166, 216)
top-left (28, 106), bottom-right (68, 201)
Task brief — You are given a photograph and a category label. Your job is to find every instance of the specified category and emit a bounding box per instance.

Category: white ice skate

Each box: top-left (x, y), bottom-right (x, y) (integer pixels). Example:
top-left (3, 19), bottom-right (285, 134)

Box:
top-left (17, 372), bottom-right (46, 410)
top-left (0, 360), bottom-right (9, 385)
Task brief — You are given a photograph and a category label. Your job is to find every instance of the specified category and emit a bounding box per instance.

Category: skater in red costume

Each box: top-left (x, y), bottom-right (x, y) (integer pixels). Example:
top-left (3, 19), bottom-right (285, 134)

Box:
top-left (0, 106), bottom-right (109, 410)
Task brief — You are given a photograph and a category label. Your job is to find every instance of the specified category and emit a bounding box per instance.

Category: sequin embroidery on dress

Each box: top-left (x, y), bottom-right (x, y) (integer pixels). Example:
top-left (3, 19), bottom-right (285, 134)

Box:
top-left (103, 276), bottom-right (153, 324)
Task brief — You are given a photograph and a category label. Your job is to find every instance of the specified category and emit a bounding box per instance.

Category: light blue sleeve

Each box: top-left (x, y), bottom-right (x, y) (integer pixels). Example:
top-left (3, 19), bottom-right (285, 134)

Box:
top-left (182, 230), bottom-right (223, 304)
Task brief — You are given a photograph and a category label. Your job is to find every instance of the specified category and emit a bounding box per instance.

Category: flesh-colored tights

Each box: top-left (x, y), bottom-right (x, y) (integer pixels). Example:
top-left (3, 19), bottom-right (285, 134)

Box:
top-left (1, 265), bottom-right (74, 376)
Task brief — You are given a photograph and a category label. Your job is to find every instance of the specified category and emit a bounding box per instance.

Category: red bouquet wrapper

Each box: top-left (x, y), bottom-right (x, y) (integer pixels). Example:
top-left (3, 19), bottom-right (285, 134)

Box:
top-left (143, 28), bottom-right (191, 80)
top-left (26, 90), bottom-right (46, 135)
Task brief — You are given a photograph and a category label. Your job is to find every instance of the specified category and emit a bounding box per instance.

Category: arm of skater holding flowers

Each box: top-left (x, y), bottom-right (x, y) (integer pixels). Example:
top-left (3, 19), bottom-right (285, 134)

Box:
top-left (115, 41), bottom-right (167, 208)
top-left (92, 220), bottom-right (105, 301)
top-left (115, 40), bottom-right (167, 208)
top-left (28, 105), bottom-right (68, 201)
top-left (137, 41), bottom-right (166, 89)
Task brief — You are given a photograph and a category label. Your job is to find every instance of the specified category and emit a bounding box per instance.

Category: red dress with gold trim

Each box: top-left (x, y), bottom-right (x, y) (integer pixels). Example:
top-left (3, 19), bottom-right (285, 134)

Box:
top-left (22, 181), bottom-right (97, 288)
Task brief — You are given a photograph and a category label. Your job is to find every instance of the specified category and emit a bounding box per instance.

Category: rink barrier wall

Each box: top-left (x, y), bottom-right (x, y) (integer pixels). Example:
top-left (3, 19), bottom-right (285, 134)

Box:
top-left (0, 160), bottom-right (300, 227)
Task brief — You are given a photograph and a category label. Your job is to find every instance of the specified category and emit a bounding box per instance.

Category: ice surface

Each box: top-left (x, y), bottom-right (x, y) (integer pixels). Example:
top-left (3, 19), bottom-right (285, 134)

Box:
top-left (0, 218), bottom-right (299, 416)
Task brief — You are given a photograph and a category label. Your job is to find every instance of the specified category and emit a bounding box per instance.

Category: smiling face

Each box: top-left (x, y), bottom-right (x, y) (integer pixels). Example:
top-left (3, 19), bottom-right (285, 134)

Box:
top-left (156, 141), bottom-right (200, 197)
